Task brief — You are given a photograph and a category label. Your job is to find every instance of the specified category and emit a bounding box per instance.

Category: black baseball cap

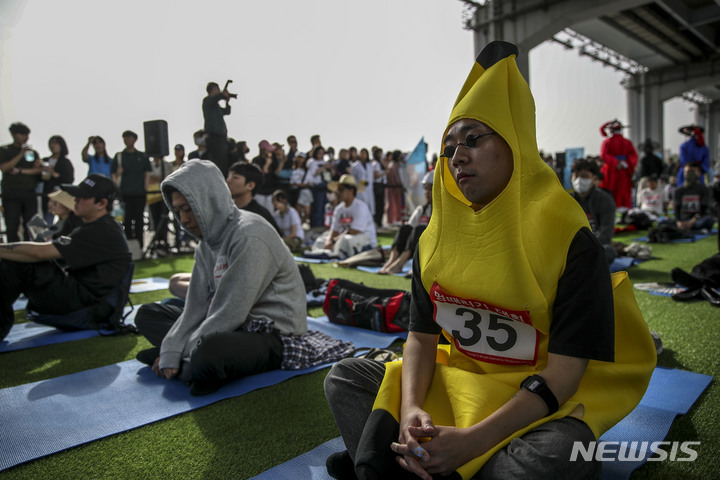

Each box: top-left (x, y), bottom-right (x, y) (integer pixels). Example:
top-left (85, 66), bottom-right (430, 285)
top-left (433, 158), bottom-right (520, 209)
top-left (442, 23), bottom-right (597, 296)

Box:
top-left (61, 174), bottom-right (117, 201)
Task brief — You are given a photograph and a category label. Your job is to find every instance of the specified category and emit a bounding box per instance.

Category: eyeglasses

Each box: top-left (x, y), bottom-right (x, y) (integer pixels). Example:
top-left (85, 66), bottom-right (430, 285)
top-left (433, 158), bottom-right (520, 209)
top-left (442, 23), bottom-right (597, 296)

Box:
top-left (440, 132), bottom-right (497, 158)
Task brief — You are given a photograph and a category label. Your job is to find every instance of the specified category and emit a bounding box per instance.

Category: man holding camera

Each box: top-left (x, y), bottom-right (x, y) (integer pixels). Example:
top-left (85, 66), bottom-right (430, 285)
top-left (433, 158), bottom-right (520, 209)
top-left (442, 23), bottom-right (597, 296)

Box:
top-left (0, 122), bottom-right (42, 242)
top-left (202, 81), bottom-right (234, 176)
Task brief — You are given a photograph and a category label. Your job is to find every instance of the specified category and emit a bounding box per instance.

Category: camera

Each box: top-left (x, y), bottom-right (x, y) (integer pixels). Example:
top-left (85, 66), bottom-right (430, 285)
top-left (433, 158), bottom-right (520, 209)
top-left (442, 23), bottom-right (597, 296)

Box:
top-left (224, 80), bottom-right (238, 99)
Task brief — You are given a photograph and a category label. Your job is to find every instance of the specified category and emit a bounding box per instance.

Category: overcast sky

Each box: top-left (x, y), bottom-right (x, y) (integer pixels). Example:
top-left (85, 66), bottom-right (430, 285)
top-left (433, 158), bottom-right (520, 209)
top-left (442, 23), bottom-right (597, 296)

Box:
top-left (0, 0), bottom-right (694, 177)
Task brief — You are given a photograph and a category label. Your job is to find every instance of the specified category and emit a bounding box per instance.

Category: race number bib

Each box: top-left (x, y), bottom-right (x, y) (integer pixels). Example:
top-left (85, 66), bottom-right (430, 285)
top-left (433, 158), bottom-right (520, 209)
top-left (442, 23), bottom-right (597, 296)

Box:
top-left (680, 194), bottom-right (700, 217)
top-left (431, 282), bottom-right (539, 366)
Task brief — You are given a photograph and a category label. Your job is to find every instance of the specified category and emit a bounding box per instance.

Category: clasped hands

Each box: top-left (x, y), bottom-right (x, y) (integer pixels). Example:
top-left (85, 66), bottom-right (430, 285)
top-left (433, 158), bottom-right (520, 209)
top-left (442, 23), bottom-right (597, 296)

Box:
top-left (391, 407), bottom-right (476, 480)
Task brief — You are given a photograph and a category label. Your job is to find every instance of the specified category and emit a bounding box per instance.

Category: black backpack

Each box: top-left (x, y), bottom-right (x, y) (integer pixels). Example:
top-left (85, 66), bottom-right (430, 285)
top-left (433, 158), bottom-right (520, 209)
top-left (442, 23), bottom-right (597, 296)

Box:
top-left (322, 278), bottom-right (411, 333)
top-left (647, 222), bottom-right (694, 243)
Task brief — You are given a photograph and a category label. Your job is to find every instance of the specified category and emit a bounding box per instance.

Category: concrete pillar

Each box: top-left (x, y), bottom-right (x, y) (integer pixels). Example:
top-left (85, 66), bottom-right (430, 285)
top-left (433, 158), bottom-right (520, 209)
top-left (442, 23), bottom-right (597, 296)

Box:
top-left (625, 74), bottom-right (665, 151)
top-left (696, 101), bottom-right (720, 171)
top-left (626, 57), bottom-right (720, 155)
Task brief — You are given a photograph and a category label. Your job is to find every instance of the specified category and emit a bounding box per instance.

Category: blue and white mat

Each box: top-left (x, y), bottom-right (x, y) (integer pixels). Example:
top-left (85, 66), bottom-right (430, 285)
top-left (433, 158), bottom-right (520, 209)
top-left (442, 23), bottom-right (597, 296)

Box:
top-left (251, 367), bottom-right (711, 480)
top-left (0, 317), bottom-right (405, 472)
top-left (1, 307), bottom-right (136, 353)
top-left (130, 277), bottom-right (170, 293)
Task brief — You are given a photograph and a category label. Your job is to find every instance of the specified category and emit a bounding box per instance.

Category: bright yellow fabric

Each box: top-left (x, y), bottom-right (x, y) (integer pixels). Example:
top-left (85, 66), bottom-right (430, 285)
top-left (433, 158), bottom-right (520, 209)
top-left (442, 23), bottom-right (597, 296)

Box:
top-left (147, 182), bottom-right (162, 205)
top-left (372, 44), bottom-right (656, 479)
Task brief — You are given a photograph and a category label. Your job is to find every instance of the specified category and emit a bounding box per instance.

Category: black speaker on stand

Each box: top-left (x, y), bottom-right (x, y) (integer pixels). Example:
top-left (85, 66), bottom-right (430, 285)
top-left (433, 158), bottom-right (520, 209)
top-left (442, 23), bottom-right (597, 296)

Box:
top-left (144, 120), bottom-right (169, 157)
top-left (143, 119), bottom-right (172, 258)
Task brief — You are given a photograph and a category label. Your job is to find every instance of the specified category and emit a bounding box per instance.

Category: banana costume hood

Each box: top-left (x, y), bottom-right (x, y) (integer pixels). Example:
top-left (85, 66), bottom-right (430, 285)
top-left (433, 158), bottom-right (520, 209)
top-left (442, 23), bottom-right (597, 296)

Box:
top-left (356, 42), bottom-right (656, 479)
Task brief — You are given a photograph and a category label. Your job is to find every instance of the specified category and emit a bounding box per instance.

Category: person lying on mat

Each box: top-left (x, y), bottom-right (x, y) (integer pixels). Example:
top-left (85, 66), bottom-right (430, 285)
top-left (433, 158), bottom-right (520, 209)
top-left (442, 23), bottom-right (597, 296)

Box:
top-left (570, 158), bottom-right (617, 264)
top-left (0, 174), bottom-right (131, 339)
top-left (323, 41), bottom-right (656, 480)
top-left (309, 174), bottom-right (377, 260)
top-left (378, 170), bottom-right (433, 275)
top-left (134, 160), bottom-right (353, 396)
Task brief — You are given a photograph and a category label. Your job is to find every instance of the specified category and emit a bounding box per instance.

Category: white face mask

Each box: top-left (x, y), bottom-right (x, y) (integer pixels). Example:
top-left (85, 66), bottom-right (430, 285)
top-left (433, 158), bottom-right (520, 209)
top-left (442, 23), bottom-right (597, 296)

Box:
top-left (572, 177), bottom-right (593, 194)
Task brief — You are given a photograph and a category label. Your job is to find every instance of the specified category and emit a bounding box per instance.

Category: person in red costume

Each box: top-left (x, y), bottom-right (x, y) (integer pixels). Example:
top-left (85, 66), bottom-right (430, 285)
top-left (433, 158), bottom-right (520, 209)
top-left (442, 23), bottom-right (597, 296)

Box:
top-left (599, 120), bottom-right (638, 211)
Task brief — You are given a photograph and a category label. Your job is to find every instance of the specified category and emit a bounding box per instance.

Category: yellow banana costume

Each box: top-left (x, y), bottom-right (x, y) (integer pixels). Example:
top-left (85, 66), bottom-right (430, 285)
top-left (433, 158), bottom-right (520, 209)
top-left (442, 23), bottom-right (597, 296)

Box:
top-left (357, 42), bottom-right (656, 479)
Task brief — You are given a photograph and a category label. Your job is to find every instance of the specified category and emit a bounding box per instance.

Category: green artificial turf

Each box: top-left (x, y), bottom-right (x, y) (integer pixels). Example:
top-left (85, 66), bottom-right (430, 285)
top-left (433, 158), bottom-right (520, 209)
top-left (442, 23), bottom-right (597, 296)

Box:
top-left (1, 231), bottom-right (718, 479)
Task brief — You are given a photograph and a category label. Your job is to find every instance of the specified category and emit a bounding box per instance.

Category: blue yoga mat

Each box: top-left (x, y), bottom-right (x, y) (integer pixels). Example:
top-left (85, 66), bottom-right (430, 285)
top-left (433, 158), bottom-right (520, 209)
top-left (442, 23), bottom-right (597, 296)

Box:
top-left (294, 256), bottom-right (336, 264)
top-left (252, 367), bottom-right (711, 480)
top-left (0, 307), bottom-right (136, 354)
top-left (357, 259), bottom-right (412, 276)
top-left (250, 437), bottom-right (345, 480)
top-left (633, 229), bottom-right (716, 243)
top-left (0, 317), bottom-right (404, 472)
top-left (599, 367), bottom-right (712, 480)
top-left (609, 256), bottom-right (646, 273)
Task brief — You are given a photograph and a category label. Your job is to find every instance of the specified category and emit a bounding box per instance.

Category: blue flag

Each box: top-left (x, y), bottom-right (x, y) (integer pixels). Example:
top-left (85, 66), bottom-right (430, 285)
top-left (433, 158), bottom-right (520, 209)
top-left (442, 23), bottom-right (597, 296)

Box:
top-left (402, 137), bottom-right (428, 212)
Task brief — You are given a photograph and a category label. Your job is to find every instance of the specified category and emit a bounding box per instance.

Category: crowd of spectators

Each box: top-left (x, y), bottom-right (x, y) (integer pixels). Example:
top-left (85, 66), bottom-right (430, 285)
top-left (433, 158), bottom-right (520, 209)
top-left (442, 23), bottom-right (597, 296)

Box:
top-left (1, 123), bottom-right (431, 251)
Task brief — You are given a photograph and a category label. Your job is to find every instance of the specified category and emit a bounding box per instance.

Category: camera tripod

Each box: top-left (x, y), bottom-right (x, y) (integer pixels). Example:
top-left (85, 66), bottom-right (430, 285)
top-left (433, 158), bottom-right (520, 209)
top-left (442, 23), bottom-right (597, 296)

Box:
top-left (143, 210), bottom-right (192, 258)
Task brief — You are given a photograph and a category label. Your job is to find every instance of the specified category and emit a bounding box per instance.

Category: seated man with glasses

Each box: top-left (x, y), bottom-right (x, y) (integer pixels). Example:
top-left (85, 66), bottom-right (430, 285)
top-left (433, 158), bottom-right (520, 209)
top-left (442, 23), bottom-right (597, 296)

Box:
top-left (323, 42), bottom-right (656, 480)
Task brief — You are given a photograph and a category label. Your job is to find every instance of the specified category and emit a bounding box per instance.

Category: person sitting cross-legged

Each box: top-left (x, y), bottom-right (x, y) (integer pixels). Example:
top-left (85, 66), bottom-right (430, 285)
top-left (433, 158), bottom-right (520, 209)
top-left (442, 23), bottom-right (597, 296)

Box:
top-left (0, 174), bottom-right (130, 339)
top-left (570, 158), bottom-right (618, 264)
top-left (673, 162), bottom-right (715, 232)
top-left (310, 174), bottom-right (377, 260)
top-left (379, 170), bottom-right (433, 275)
top-left (271, 189), bottom-right (305, 253)
top-left (323, 41), bottom-right (655, 480)
top-left (134, 161), bottom-right (353, 396)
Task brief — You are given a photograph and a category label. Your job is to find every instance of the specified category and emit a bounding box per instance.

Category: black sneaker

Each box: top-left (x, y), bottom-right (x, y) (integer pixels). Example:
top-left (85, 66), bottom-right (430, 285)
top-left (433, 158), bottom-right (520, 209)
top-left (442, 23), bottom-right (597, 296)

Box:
top-left (701, 287), bottom-right (720, 307)
top-left (326, 450), bottom-right (357, 480)
top-left (671, 288), bottom-right (702, 302)
top-left (136, 347), bottom-right (160, 366)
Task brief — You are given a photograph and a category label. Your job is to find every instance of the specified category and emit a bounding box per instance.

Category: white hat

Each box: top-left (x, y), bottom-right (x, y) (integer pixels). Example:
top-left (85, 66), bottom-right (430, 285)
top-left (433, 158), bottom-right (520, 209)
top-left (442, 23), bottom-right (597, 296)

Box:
top-left (47, 189), bottom-right (76, 211)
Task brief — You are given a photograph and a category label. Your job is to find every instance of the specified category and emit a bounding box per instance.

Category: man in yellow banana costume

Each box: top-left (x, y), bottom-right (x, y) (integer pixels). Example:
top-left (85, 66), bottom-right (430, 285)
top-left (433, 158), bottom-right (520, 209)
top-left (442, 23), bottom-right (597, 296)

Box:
top-left (324, 41), bottom-right (656, 480)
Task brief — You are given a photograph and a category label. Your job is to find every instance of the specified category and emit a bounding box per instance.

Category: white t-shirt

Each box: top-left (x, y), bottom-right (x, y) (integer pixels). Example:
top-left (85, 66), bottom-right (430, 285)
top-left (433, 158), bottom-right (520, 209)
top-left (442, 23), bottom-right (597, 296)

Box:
top-left (290, 167), bottom-right (307, 186)
top-left (306, 159), bottom-right (327, 185)
top-left (351, 160), bottom-right (375, 214)
top-left (371, 159), bottom-right (385, 184)
top-left (639, 186), bottom-right (667, 216)
top-left (407, 203), bottom-right (432, 227)
top-left (330, 198), bottom-right (377, 246)
top-left (273, 207), bottom-right (304, 240)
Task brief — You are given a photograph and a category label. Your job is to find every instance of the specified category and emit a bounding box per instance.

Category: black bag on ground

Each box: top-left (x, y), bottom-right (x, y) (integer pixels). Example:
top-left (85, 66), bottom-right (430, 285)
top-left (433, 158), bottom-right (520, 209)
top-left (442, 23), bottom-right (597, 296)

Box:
top-left (621, 210), bottom-right (653, 230)
top-left (322, 278), bottom-right (411, 333)
top-left (647, 222), bottom-right (694, 243)
top-left (298, 263), bottom-right (325, 292)
top-left (689, 254), bottom-right (720, 289)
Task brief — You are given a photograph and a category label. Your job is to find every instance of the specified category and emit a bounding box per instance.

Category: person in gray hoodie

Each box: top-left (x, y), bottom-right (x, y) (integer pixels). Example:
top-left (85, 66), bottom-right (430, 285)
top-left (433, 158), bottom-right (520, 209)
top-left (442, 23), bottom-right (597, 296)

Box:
top-left (134, 160), bottom-right (352, 395)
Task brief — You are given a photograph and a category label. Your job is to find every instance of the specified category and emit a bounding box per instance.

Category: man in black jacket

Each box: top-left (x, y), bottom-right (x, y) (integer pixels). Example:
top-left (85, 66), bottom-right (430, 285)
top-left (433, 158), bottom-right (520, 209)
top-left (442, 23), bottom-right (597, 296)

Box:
top-left (202, 82), bottom-right (232, 176)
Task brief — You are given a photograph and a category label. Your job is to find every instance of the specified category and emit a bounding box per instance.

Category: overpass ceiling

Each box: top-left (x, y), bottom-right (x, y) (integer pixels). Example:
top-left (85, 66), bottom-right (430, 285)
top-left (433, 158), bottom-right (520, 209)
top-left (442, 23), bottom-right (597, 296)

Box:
top-left (571, 0), bottom-right (720, 100)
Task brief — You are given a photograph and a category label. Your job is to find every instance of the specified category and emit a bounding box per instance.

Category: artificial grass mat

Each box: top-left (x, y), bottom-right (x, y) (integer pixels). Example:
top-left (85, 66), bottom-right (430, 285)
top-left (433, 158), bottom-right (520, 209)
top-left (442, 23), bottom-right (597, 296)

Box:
top-left (1, 231), bottom-right (717, 479)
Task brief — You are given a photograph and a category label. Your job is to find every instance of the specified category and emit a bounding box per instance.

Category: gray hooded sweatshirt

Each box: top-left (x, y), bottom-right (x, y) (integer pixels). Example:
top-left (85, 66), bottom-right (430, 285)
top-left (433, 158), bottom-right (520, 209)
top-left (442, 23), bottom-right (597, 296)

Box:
top-left (158, 160), bottom-right (307, 373)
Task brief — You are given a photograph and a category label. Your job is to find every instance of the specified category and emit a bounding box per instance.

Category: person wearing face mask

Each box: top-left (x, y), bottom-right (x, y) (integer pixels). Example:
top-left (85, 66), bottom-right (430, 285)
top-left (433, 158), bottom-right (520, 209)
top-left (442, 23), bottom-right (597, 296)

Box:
top-left (188, 130), bottom-right (209, 161)
top-left (673, 162), bottom-right (715, 232)
top-left (571, 159), bottom-right (617, 264)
